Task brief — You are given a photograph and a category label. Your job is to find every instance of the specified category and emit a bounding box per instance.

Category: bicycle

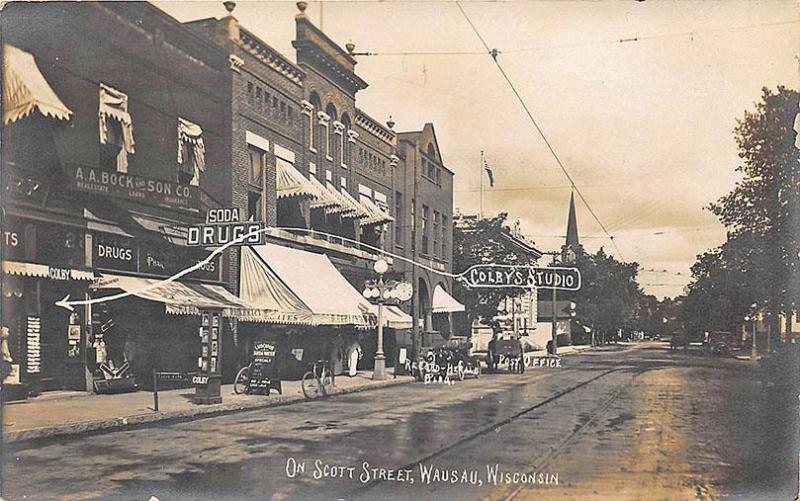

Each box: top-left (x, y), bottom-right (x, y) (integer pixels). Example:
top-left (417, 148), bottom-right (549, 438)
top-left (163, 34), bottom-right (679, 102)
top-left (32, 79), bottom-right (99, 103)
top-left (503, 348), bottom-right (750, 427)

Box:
top-left (233, 362), bottom-right (282, 395)
top-left (233, 364), bottom-right (251, 395)
top-left (301, 359), bottom-right (334, 399)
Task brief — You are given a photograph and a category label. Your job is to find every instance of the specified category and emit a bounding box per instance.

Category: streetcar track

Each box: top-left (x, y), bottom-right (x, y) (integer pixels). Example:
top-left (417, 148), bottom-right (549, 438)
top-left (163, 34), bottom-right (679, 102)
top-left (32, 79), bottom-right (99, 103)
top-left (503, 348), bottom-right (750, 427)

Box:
top-left (345, 365), bottom-right (631, 499)
top-left (499, 369), bottom-right (644, 501)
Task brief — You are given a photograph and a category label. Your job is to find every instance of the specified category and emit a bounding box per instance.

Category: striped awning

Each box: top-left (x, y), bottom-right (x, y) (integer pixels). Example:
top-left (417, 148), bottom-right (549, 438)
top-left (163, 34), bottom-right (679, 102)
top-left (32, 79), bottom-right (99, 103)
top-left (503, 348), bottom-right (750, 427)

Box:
top-left (3, 44), bottom-right (73, 125)
top-left (322, 182), bottom-right (361, 218)
top-left (92, 274), bottom-right (273, 320)
top-left (2, 260), bottom-right (94, 281)
top-left (340, 189), bottom-right (371, 220)
top-left (306, 174), bottom-right (342, 210)
top-left (359, 195), bottom-right (394, 226)
top-left (277, 159), bottom-right (318, 200)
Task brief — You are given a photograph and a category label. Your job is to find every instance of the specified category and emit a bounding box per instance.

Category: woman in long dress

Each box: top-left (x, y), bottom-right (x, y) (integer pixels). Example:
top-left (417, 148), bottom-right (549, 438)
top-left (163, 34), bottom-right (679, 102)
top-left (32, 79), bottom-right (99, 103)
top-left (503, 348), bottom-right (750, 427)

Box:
top-left (348, 341), bottom-right (361, 377)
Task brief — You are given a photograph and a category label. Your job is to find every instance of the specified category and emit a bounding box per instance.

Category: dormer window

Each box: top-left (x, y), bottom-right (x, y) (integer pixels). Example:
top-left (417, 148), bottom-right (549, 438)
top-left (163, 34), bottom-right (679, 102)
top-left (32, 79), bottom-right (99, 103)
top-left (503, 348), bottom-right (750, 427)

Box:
top-left (177, 117), bottom-right (205, 186)
top-left (99, 84), bottom-right (135, 172)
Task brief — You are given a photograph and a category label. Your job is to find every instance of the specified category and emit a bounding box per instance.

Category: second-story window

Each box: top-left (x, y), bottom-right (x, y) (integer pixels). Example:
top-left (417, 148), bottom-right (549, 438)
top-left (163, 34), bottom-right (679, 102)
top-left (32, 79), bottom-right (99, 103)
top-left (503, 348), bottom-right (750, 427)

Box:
top-left (422, 205), bottom-right (430, 255)
top-left (433, 210), bottom-right (440, 258)
top-left (441, 215), bottom-right (448, 260)
top-left (248, 145), bottom-right (266, 187)
top-left (99, 83), bottom-right (135, 172)
top-left (177, 117), bottom-right (205, 186)
top-left (394, 191), bottom-right (403, 247)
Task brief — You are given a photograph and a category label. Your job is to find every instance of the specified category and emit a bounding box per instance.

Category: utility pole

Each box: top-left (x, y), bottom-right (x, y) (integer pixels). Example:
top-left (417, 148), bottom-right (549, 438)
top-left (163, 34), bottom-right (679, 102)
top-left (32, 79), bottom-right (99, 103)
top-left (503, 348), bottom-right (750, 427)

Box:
top-left (479, 150), bottom-right (484, 219)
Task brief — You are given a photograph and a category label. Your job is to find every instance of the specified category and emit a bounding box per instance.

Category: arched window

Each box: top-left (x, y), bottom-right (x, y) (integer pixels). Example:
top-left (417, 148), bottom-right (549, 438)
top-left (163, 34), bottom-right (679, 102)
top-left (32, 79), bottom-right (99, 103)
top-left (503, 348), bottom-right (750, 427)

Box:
top-left (309, 92), bottom-right (321, 152)
top-left (341, 113), bottom-right (351, 168)
top-left (325, 103), bottom-right (337, 161)
top-left (427, 143), bottom-right (436, 158)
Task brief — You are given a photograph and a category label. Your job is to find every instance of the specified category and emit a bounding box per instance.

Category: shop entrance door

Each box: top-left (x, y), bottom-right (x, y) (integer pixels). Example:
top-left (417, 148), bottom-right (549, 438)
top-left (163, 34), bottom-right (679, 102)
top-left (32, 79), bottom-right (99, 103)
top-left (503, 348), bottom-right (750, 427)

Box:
top-left (40, 284), bottom-right (86, 391)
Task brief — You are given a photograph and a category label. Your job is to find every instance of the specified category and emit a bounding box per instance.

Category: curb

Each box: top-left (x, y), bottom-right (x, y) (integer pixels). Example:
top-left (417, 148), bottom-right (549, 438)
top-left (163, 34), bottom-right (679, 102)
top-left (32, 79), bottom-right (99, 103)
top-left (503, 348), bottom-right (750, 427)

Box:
top-left (4, 376), bottom-right (414, 445)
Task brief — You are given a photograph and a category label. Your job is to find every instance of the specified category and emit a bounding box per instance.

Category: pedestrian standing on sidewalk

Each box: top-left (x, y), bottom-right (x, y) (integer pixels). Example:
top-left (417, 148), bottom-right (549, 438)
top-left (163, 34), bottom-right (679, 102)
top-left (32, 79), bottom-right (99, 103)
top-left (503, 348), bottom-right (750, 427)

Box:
top-left (0, 325), bottom-right (13, 383)
top-left (347, 339), bottom-right (362, 377)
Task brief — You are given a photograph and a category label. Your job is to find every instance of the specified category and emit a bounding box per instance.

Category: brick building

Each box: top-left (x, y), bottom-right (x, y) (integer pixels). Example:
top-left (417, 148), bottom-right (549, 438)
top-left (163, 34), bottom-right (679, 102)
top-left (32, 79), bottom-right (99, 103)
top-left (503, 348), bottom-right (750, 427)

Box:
top-left (1, 1), bottom-right (461, 395)
top-left (0, 2), bottom-right (250, 394)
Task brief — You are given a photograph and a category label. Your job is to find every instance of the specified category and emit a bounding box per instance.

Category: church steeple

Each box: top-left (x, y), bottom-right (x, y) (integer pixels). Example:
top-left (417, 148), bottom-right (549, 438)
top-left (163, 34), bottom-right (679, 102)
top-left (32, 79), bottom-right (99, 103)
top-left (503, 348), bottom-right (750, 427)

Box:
top-left (562, 191), bottom-right (581, 262)
top-left (565, 191), bottom-right (579, 248)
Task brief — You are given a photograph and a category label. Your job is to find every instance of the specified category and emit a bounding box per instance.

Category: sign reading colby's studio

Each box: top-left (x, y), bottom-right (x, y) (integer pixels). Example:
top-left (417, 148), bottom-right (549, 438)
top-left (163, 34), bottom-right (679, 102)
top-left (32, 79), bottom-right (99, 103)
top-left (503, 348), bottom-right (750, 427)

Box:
top-left (461, 264), bottom-right (581, 291)
top-left (66, 165), bottom-right (199, 211)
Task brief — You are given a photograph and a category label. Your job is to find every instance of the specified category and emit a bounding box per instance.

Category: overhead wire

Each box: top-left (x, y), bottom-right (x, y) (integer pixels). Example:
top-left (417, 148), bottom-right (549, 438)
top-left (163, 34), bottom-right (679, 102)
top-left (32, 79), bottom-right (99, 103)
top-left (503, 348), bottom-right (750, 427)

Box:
top-left (454, 1), bottom-right (624, 260)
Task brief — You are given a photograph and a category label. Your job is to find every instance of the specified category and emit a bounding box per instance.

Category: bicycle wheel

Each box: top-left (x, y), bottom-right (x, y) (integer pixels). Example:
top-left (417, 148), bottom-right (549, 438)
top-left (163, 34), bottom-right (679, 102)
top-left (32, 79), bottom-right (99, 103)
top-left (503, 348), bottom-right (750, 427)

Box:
top-left (320, 371), bottom-right (334, 397)
top-left (233, 367), bottom-right (249, 395)
top-left (302, 371), bottom-right (321, 399)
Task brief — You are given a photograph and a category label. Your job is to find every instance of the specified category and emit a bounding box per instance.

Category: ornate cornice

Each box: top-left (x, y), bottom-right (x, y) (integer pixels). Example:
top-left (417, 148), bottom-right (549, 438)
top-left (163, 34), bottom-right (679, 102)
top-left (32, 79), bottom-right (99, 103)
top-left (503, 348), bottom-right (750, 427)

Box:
top-left (356, 109), bottom-right (395, 145)
top-left (239, 29), bottom-right (304, 86)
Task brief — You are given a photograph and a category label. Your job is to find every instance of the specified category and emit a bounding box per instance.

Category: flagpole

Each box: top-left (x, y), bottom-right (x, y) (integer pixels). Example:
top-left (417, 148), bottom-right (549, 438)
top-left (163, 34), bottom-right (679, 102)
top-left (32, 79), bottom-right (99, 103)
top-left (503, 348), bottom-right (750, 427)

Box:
top-left (480, 150), bottom-right (484, 219)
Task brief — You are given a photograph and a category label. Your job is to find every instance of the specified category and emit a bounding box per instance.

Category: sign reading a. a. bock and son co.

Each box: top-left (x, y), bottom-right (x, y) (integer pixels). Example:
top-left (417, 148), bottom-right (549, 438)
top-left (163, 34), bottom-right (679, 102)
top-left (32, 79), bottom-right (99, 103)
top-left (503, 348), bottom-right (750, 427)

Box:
top-left (461, 265), bottom-right (581, 291)
top-left (66, 165), bottom-right (217, 212)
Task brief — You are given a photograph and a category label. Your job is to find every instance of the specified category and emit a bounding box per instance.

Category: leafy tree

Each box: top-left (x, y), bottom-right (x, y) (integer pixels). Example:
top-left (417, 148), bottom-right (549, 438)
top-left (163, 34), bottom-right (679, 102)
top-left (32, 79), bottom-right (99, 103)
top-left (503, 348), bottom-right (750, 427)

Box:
top-left (452, 213), bottom-right (537, 329)
top-left (683, 86), bottom-right (799, 333)
top-left (563, 248), bottom-right (642, 343)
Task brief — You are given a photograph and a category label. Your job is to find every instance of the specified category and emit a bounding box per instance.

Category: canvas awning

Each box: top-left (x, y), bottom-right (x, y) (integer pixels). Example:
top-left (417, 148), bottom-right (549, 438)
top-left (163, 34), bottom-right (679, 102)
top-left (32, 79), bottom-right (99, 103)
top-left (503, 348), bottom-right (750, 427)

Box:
top-left (322, 182), bottom-right (361, 218)
top-left (177, 117), bottom-right (205, 186)
top-left (360, 196), bottom-right (394, 226)
top-left (370, 304), bottom-right (413, 329)
top-left (92, 274), bottom-right (265, 319)
top-left (432, 284), bottom-right (465, 313)
top-left (277, 159), bottom-right (318, 200)
top-left (306, 174), bottom-right (342, 210)
top-left (244, 243), bottom-right (374, 326)
top-left (2, 261), bottom-right (95, 281)
top-left (239, 246), bottom-right (314, 324)
top-left (3, 44), bottom-right (73, 125)
top-left (340, 189), bottom-right (371, 220)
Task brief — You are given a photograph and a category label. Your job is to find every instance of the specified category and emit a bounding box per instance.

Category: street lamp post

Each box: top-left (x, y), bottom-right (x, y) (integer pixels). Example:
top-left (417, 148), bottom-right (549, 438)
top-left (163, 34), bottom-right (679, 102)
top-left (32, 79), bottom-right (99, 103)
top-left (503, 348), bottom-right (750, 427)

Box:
top-left (372, 259), bottom-right (389, 380)
top-left (363, 259), bottom-right (413, 381)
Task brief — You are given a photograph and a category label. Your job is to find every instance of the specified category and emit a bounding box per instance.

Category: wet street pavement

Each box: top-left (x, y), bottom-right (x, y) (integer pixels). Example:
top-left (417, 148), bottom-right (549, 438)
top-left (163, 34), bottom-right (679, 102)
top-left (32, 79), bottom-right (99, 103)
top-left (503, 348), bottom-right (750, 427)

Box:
top-left (2, 342), bottom-right (797, 500)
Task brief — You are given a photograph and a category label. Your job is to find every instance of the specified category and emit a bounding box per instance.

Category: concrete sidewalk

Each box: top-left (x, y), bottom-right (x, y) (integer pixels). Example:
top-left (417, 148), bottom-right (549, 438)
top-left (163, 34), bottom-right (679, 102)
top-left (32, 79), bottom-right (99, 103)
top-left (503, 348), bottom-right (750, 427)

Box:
top-left (3, 370), bottom-right (413, 444)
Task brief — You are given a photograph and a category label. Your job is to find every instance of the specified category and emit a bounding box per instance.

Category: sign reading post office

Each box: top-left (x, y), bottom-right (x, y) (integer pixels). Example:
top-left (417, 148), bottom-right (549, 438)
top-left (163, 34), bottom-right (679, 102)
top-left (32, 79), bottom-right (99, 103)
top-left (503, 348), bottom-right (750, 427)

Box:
top-left (460, 264), bottom-right (581, 291)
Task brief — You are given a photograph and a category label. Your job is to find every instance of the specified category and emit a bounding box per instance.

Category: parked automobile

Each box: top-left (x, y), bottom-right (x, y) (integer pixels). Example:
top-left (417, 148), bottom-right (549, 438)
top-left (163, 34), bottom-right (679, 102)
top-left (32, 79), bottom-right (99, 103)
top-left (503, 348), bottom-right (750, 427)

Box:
top-left (669, 333), bottom-right (689, 351)
top-left (702, 331), bottom-right (738, 356)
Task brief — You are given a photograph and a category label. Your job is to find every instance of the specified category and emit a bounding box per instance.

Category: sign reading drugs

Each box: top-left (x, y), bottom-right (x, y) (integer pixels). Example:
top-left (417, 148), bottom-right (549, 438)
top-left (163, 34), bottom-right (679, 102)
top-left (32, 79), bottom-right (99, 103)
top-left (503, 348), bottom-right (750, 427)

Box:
top-left (461, 265), bottom-right (581, 291)
top-left (187, 208), bottom-right (264, 247)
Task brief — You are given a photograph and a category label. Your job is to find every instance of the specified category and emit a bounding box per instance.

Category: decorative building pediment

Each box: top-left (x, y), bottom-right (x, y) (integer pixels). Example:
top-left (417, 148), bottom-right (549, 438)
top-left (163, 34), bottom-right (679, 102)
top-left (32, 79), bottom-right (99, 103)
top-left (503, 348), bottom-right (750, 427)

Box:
top-left (347, 129), bottom-right (359, 143)
top-left (301, 99), bottom-right (314, 116)
top-left (332, 120), bottom-right (345, 135)
top-left (389, 154), bottom-right (400, 167)
top-left (317, 111), bottom-right (330, 125)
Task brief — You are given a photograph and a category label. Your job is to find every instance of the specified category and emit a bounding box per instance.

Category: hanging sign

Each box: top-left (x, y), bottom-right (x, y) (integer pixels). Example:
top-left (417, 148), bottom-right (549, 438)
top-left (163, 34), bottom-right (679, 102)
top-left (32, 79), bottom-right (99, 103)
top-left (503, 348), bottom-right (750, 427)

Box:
top-left (461, 265), bottom-right (581, 291)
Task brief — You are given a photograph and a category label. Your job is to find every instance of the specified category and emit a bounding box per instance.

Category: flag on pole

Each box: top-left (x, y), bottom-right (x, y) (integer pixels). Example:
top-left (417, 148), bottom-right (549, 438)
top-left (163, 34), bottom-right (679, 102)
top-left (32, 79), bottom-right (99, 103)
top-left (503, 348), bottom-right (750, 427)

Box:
top-left (483, 159), bottom-right (494, 187)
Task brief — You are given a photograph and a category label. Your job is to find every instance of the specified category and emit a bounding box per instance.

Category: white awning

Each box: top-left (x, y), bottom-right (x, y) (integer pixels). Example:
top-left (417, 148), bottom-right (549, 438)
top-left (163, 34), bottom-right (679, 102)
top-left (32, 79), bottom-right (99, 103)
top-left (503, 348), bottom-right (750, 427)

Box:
top-left (239, 246), bottom-right (314, 325)
top-left (360, 195), bottom-right (394, 226)
top-left (92, 274), bottom-right (264, 319)
top-left (246, 243), bottom-right (374, 326)
top-left (369, 304), bottom-right (413, 329)
top-left (3, 44), bottom-right (73, 125)
top-left (432, 284), bottom-right (465, 313)
top-left (2, 261), bottom-right (94, 281)
top-left (277, 158), bottom-right (318, 200)
top-left (306, 173), bottom-right (342, 210)
top-left (323, 182), bottom-right (361, 218)
top-left (177, 117), bottom-right (205, 186)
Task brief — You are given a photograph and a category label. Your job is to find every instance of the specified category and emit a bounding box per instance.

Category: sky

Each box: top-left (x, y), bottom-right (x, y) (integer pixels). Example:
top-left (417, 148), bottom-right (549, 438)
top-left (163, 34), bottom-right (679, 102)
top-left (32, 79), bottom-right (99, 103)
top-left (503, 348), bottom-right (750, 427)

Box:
top-left (158, 0), bottom-right (800, 299)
